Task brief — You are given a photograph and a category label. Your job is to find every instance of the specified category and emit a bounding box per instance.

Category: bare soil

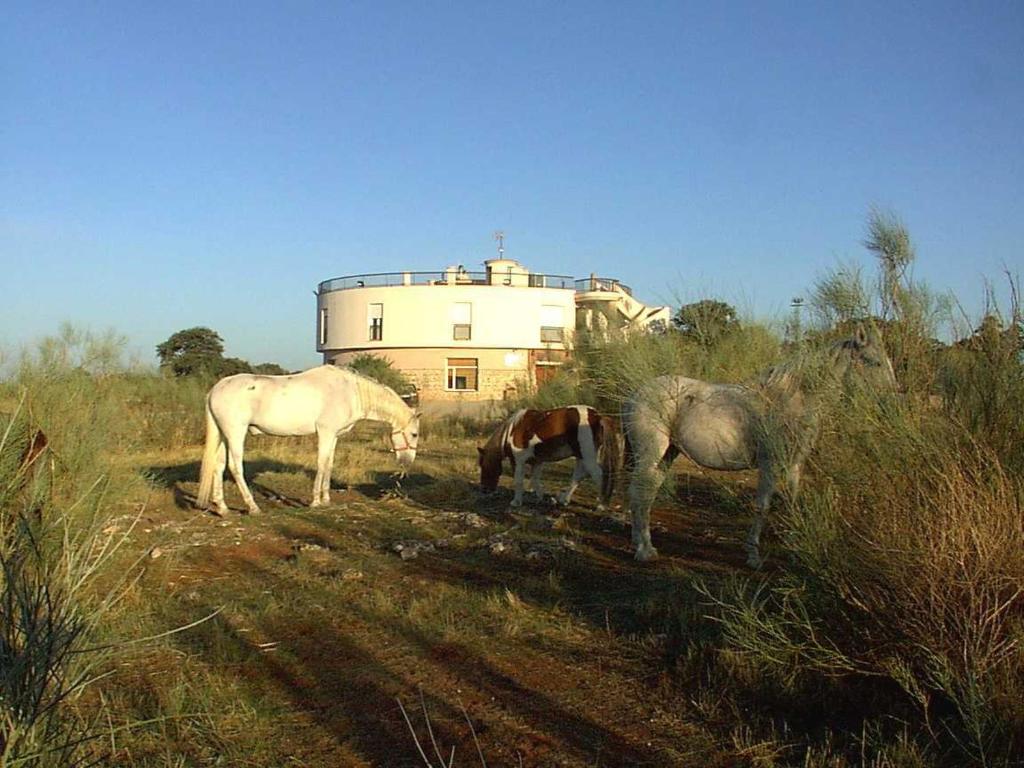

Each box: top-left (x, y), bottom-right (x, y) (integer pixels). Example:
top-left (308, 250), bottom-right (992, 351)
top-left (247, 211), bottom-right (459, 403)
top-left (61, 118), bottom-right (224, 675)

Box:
top-left (110, 439), bottom-right (771, 767)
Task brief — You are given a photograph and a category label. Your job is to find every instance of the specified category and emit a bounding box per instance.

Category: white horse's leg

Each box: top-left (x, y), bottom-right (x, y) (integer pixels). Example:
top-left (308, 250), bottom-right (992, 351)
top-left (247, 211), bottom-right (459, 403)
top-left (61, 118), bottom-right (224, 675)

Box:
top-left (311, 431), bottom-right (337, 507)
top-left (627, 434), bottom-right (673, 562)
top-left (225, 429), bottom-right (261, 515)
top-left (211, 440), bottom-right (229, 516)
top-left (558, 460), bottom-right (587, 506)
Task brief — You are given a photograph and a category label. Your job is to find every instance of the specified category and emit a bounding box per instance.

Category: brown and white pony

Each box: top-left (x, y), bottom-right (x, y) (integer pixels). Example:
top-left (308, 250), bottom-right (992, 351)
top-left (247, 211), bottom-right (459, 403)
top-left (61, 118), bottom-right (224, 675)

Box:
top-left (478, 406), bottom-right (621, 510)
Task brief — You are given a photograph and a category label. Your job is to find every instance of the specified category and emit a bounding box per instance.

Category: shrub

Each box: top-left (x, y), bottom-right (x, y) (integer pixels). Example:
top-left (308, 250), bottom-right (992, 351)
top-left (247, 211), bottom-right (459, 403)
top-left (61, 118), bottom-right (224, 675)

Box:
top-left (347, 353), bottom-right (416, 399)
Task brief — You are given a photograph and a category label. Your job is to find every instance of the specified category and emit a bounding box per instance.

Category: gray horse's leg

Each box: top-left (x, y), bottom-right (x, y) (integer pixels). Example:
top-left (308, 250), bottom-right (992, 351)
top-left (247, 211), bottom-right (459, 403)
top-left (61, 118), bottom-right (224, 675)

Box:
top-left (627, 435), bottom-right (675, 562)
top-left (746, 467), bottom-right (775, 569)
top-left (224, 429), bottom-right (261, 515)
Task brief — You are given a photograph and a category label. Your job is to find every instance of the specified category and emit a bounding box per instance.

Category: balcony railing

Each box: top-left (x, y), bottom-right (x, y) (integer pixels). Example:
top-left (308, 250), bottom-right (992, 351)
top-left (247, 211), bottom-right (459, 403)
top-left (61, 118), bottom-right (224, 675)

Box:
top-left (318, 271), bottom-right (576, 294)
top-left (574, 277), bottom-right (633, 296)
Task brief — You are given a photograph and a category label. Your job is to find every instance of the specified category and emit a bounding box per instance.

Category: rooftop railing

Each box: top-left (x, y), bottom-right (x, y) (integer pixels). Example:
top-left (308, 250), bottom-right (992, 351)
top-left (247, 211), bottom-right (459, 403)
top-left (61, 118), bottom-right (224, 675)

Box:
top-left (318, 271), bottom-right (577, 294)
top-left (573, 277), bottom-right (633, 296)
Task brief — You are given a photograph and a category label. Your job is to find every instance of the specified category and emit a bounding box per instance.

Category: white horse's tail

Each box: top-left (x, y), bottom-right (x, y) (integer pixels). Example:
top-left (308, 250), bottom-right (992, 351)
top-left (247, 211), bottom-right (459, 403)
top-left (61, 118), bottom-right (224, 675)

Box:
top-left (195, 397), bottom-right (222, 509)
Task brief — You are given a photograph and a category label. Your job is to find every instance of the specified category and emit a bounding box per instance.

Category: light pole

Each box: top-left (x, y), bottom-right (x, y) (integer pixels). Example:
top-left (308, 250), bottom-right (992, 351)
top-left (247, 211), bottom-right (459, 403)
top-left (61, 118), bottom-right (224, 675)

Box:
top-left (790, 297), bottom-right (804, 345)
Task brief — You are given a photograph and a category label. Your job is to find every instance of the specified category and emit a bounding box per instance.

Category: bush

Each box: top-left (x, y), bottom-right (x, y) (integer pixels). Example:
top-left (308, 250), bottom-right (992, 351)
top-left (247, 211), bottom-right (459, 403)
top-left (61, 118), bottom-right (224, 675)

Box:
top-left (346, 353), bottom-right (416, 399)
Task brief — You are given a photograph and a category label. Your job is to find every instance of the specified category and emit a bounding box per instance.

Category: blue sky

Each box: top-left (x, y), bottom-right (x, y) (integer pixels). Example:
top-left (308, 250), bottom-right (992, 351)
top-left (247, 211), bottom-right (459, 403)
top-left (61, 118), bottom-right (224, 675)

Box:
top-left (2, 1), bottom-right (1022, 371)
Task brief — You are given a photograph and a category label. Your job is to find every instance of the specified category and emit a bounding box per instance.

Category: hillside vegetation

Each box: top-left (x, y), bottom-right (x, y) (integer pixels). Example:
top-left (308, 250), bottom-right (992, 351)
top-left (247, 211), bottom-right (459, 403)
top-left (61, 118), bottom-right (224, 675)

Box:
top-left (1, 218), bottom-right (1022, 766)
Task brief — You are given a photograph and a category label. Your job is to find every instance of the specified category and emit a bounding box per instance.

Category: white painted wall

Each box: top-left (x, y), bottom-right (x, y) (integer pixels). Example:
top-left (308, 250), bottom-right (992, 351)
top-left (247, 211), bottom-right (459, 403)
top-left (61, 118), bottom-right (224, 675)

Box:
top-left (317, 283), bottom-right (576, 354)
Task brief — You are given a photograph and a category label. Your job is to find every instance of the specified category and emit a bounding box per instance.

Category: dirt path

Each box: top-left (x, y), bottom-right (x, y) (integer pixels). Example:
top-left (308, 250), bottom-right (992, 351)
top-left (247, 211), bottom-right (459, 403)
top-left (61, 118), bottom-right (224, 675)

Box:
top-left (115, 444), bottom-right (765, 766)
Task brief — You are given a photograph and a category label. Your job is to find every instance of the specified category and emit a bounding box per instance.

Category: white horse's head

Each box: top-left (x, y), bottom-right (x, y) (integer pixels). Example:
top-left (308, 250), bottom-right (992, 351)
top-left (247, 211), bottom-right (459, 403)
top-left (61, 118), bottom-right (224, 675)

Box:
top-left (390, 412), bottom-right (421, 470)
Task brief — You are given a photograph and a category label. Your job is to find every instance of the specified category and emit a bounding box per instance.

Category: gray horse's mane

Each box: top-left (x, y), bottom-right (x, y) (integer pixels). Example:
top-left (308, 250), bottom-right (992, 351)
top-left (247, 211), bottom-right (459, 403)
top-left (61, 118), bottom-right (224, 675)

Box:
top-left (758, 335), bottom-right (867, 395)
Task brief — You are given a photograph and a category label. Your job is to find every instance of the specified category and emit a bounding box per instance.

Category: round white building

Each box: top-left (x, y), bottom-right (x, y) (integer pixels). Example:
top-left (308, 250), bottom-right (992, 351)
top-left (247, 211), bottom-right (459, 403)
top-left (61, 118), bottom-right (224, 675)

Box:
top-left (316, 259), bottom-right (577, 402)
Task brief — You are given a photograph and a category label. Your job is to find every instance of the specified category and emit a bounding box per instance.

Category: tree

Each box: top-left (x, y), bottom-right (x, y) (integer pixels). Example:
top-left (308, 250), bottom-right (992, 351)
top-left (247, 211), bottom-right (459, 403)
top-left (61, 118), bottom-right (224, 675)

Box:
top-left (347, 354), bottom-right (416, 399)
top-left (673, 299), bottom-right (739, 348)
top-left (156, 327), bottom-right (225, 377)
top-left (252, 362), bottom-right (289, 375)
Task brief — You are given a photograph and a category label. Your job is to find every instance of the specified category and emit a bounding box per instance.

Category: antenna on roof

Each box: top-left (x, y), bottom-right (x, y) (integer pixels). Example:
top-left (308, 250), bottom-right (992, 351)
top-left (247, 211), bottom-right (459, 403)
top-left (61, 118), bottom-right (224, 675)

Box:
top-left (493, 230), bottom-right (505, 259)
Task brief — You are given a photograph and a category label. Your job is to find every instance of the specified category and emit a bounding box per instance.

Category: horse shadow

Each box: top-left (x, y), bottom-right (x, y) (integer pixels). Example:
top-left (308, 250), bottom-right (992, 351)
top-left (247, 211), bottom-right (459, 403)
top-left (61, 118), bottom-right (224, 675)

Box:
top-left (145, 459), bottom-right (315, 511)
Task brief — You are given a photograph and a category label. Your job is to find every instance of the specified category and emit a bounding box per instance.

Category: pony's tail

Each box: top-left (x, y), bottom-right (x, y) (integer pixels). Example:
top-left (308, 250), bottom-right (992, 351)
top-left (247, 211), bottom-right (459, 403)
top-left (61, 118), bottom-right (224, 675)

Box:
top-left (195, 397), bottom-right (222, 509)
top-left (598, 415), bottom-right (624, 505)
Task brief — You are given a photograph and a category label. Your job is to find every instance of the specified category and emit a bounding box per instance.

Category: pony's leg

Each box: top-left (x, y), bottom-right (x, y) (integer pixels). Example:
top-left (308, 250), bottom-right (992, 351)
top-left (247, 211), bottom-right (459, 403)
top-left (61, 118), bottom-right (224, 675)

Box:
top-left (311, 431), bottom-right (338, 507)
top-left (558, 460), bottom-right (587, 507)
top-left (530, 462), bottom-right (546, 500)
top-left (225, 430), bottom-right (261, 515)
top-left (211, 441), bottom-right (229, 516)
top-left (627, 437), bottom-right (674, 562)
top-left (510, 456), bottom-right (527, 507)
top-left (587, 457), bottom-right (605, 512)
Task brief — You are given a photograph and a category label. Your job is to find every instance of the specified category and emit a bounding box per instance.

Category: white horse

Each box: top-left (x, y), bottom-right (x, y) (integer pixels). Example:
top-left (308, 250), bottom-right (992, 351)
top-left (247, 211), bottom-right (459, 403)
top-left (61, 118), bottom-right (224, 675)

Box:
top-left (196, 365), bottom-right (420, 515)
top-left (623, 326), bottom-right (897, 568)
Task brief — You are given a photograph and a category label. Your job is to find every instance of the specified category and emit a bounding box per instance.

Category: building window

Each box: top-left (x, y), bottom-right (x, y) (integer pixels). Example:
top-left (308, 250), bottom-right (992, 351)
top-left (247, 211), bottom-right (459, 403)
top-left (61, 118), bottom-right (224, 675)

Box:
top-left (368, 303), bottom-right (383, 341)
top-left (540, 304), bottom-right (564, 343)
top-left (446, 358), bottom-right (478, 391)
top-left (319, 308), bottom-right (328, 346)
top-left (451, 302), bottom-right (472, 341)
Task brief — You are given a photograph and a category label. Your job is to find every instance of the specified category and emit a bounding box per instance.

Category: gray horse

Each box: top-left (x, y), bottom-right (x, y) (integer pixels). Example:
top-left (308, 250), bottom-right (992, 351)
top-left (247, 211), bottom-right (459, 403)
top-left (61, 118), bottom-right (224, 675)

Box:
top-left (622, 326), bottom-right (897, 568)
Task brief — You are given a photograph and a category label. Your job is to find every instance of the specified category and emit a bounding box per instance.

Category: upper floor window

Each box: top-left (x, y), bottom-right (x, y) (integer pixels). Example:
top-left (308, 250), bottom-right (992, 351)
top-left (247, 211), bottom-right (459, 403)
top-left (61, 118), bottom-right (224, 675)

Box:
top-left (540, 304), bottom-right (564, 343)
top-left (319, 308), bottom-right (328, 346)
top-left (451, 302), bottom-right (472, 341)
top-left (368, 303), bottom-right (383, 341)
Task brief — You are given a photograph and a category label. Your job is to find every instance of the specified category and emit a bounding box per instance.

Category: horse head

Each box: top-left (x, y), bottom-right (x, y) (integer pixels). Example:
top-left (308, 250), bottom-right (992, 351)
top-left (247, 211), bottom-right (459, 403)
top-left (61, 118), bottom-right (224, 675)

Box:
top-left (391, 411), bottom-right (421, 470)
top-left (477, 444), bottom-right (502, 493)
top-left (847, 324), bottom-right (899, 392)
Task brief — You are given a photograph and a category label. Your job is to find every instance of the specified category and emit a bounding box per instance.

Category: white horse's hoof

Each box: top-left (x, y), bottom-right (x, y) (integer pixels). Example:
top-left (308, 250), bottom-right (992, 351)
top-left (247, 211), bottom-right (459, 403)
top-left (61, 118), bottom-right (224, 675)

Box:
top-left (245, 505), bottom-right (262, 516)
top-left (634, 546), bottom-right (659, 562)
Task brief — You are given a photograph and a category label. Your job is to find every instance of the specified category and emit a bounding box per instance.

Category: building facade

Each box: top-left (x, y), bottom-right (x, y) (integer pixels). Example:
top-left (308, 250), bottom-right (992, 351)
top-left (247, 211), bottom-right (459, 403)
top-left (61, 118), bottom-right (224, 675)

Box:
top-left (316, 259), bottom-right (577, 402)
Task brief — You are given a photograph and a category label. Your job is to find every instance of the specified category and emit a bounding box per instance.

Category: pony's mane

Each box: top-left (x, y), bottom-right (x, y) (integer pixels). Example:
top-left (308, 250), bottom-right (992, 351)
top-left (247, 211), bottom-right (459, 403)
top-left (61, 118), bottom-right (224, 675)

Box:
top-left (481, 410), bottom-right (520, 458)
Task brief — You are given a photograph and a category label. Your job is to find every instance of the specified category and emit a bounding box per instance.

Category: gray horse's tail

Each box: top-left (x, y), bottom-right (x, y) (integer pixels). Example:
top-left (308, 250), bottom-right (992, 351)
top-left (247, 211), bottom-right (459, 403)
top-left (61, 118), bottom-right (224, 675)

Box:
top-left (195, 396), bottom-right (222, 509)
top-left (598, 415), bottom-right (624, 505)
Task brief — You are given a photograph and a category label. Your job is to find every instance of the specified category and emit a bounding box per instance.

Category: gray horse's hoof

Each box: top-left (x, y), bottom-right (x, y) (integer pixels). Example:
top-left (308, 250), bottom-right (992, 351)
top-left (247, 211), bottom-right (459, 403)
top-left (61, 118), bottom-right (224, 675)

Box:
top-left (634, 545), bottom-right (659, 562)
top-left (745, 550), bottom-right (763, 570)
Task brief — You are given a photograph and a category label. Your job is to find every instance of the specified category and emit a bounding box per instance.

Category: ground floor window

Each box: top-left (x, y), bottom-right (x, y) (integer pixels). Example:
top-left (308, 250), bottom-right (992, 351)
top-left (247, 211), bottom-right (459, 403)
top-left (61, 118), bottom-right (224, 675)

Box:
top-left (446, 357), bottom-right (478, 391)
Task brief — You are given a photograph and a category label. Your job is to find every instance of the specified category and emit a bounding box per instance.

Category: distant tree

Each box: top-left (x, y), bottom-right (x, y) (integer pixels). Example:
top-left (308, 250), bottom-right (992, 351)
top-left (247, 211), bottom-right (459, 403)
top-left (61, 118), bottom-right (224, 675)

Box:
top-left (218, 357), bottom-right (253, 377)
top-left (673, 300), bottom-right (739, 348)
top-left (252, 362), bottom-right (290, 375)
top-left (347, 354), bottom-right (416, 399)
top-left (156, 327), bottom-right (225, 377)
top-left (156, 328), bottom-right (288, 378)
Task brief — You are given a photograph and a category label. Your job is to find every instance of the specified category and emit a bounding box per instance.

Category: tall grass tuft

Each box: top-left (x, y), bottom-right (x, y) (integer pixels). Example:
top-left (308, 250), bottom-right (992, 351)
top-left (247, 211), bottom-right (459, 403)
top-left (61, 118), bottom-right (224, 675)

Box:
top-left (1, 328), bottom-right (147, 765)
top-left (699, 223), bottom-right (1024, 764)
